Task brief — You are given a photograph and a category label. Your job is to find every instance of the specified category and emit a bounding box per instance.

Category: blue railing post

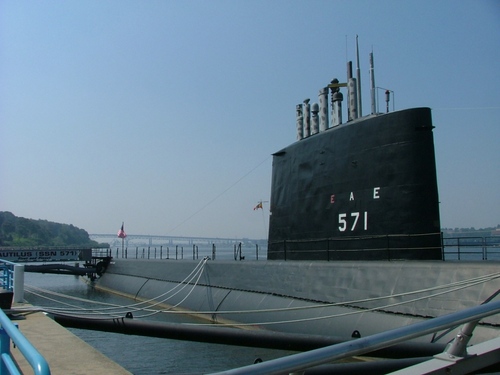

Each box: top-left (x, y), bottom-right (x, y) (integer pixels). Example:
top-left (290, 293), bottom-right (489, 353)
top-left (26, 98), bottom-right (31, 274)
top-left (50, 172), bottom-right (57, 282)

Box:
top-left (0, 325), bottom-right (11, 374)
top-left (0, 309), bottom-right (50, 375)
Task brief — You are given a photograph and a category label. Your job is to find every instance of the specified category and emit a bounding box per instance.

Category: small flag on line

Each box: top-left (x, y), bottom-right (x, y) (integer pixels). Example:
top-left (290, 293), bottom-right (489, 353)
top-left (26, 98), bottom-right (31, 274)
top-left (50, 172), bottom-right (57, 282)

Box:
top-left (253, 201), bottom-right (263, 210)
top-left (117, 223), bottom-right (127, 238)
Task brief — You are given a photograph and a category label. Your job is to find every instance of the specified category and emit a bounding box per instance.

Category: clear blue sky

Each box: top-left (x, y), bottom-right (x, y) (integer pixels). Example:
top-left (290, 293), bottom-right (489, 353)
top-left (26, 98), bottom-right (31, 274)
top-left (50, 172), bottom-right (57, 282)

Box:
top-left (1, 0), bottom-right (499, 238)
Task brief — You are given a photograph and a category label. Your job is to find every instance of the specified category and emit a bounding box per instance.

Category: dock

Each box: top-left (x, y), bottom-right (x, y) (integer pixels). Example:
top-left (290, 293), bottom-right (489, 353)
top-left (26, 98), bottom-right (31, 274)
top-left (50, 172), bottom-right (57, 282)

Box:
top-left (10, 303), bottom-right (131, 375)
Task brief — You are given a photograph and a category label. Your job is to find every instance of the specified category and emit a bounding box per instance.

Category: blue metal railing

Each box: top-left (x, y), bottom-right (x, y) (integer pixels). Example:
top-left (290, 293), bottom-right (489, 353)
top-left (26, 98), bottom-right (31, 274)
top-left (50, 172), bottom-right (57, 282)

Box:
top-left (0, 309), bottom-right (50, 375)
top-left (0, 261), bottom-right (16, 291)
top-left (0, 259), bottom-right (50, 375)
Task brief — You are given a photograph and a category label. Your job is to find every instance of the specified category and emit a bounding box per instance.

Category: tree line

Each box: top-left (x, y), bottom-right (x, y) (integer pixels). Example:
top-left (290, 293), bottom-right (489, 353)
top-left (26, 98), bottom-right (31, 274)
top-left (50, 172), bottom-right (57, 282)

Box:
top-left (0, 211), bottom-right (99, 247)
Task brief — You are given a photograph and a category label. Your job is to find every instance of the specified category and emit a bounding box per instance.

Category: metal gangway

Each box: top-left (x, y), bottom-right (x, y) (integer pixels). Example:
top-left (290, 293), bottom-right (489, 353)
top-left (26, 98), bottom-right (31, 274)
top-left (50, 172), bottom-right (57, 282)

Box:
top-left (212, 300), bottom-right (500, 375)
top-left (0, 247), bottom-right (112, 281)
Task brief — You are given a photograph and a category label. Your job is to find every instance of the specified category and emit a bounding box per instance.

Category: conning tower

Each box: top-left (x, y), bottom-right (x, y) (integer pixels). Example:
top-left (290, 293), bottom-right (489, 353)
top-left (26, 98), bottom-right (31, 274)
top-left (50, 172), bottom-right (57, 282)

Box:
top-left (268, 44), bottom-right (441, 261)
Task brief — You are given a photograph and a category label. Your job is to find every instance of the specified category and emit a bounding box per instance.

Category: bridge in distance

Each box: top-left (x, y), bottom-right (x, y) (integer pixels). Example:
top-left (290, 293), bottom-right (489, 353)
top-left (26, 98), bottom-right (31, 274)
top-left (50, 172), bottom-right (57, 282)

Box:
top-left (90, 234), bottom-right (267, 248)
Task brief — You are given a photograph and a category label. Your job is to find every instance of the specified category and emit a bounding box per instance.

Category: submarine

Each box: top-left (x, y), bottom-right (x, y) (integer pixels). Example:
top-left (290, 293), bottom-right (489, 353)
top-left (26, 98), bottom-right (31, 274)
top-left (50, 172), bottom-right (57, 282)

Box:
top-left (91, 48), bottom-right (500, 352)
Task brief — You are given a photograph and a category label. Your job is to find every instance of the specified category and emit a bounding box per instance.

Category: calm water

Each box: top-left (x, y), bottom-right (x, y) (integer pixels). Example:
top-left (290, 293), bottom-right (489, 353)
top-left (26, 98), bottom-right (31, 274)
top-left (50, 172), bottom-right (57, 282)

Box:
top-left (23, 272), bottom-right (294, 374)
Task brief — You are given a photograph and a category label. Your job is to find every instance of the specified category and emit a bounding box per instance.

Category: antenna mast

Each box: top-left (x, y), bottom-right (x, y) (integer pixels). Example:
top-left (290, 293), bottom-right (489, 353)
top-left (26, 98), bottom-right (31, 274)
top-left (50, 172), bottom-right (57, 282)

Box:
top-left (370, 50), bottom-right (376, 114)
top-left (355, 35), bottom-right (362, 117)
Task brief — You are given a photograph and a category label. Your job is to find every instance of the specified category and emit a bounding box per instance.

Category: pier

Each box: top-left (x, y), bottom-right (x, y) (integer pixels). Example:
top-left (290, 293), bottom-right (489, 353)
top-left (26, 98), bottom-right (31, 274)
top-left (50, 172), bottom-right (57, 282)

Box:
top-left (8, 306), bottom-right (132, 375)
top-left (0, 258), bottom-right (130, 374)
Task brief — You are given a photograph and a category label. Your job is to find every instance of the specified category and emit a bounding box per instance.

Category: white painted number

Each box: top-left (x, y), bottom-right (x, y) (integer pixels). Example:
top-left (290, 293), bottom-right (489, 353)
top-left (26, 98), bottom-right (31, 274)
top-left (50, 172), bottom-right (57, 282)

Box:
top-left (351, 212), bottom-right (360, 231)
top-left (338, 213), bottom-right (347, 231)
top-left (338, 212), bottom-right (368, 232)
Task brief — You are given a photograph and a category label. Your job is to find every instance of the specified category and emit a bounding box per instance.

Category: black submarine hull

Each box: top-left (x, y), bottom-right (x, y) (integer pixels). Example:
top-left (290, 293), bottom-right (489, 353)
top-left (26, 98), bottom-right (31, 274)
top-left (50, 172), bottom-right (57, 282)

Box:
top-left (268, 107), bottom-right (441, 261)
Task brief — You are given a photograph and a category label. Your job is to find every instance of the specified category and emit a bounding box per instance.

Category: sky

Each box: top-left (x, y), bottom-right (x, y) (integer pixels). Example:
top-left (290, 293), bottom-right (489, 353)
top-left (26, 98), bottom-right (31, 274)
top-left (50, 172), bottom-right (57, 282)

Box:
top-left (1, 0), bottom-right (499, 239)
